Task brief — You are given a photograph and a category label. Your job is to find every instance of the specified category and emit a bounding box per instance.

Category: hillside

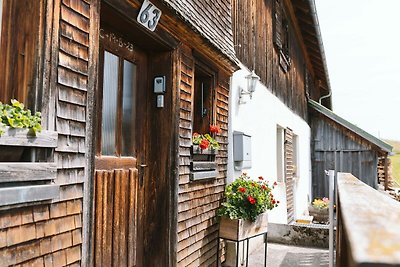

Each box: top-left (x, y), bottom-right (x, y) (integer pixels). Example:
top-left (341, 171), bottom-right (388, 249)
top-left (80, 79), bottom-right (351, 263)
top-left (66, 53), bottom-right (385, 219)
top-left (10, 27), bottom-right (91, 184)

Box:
top-left (384, 139), bottom-right (400, 186)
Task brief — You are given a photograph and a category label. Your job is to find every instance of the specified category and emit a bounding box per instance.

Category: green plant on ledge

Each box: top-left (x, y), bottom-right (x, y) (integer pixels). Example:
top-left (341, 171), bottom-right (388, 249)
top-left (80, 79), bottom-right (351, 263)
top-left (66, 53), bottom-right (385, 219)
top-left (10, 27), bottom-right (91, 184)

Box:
top-left (311, 197), bottom-right (329, 209)
top-left (0, 99), bottom-right (42, 136)
top-left (192, 125), bottom-right (221, 150)
top-left (217, 173), bottom-right (279, 222)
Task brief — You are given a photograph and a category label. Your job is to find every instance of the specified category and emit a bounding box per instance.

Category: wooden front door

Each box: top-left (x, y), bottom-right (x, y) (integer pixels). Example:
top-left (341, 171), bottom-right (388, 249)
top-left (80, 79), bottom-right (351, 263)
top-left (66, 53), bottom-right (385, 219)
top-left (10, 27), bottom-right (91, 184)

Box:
top-left (93, 28), bottom-right (147, 266)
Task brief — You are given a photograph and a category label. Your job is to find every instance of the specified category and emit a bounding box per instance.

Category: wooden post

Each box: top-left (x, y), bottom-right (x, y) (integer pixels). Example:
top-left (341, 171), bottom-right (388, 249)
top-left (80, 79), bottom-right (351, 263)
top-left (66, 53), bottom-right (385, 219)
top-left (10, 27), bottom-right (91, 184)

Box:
top-left (384, 155), bottom-right (389, 191)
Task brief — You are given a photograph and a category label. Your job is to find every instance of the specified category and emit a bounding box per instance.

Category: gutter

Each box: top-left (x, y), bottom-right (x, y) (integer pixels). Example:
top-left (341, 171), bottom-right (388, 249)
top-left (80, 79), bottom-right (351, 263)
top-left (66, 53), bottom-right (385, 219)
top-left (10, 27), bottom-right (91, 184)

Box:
top-left (308, 0), bottom-right (333, 109)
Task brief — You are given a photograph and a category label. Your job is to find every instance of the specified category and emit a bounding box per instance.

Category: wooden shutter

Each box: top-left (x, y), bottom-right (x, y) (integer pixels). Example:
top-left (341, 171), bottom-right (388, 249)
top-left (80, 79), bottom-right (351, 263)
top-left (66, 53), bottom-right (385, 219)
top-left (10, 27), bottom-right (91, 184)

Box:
top-left (273, 0), bottom-right (283, 50)
top-left (284, 128), bottom-right (295, 224)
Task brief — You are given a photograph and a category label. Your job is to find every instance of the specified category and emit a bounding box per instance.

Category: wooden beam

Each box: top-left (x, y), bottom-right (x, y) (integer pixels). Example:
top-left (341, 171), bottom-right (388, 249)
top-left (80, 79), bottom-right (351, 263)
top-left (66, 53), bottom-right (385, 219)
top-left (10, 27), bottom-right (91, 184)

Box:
top-left (337, 173), bottom-right (400, 266)
top-left (384, 156), bottom-right (389, 190)
top-left (0, 163), bottom-right (57, 182)
top-left (0, 128), bottom-right (58, 147)
top-left (283, 0), bottom-right (315, 79)
top-left (0, 184), bottom-right (59, 206)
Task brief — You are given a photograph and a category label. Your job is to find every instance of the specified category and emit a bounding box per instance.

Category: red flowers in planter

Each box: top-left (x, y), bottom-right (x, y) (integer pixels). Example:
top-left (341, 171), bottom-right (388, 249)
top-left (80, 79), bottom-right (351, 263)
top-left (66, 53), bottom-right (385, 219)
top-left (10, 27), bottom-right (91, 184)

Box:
top-left (217, 173), bottom-right (279, 221)
top-left (210, 125), bottom-right (221, 134)
top-left (199, 139), bottom-right (210, 150)
top-left (247, 195), bottom-right (256, 205)
top-left (192, 125), bottom-right (221, 150)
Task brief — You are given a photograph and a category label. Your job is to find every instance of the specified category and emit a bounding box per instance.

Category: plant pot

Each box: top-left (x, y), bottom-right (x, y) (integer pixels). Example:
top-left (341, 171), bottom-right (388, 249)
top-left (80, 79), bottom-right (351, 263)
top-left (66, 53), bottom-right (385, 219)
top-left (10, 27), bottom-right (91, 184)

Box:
top-left (219, 213), bottom-right (268, 241)
top-left (308, 205), bottom-right (329, 223)
top-left (192, 145), bottom-right (218, 161)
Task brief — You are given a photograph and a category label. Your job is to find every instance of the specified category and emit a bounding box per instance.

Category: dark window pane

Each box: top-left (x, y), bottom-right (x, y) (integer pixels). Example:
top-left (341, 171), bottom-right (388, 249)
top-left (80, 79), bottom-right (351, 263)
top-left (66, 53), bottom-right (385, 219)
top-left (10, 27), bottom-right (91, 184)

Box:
top-left (193, 66), bottom-right (213, 134)
top-left (121, 60), bottom-right (137, 156)
top-left (101, 51), bottom-right (118, 155)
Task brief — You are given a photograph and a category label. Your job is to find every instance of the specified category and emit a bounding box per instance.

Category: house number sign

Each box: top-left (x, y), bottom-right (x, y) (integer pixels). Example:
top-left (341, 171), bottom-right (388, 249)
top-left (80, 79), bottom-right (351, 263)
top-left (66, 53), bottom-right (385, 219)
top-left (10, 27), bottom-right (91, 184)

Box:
top-left (137, 0), bottom-right (162, 32)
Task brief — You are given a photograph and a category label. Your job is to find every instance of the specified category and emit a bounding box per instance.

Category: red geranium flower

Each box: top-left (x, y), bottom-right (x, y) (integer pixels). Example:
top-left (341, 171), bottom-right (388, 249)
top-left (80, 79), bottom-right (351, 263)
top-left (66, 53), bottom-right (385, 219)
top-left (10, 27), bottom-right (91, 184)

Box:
top-left (272, 199), bottom-right (276, 205)
top-left (210, 125), bottom-right (221, 134)
top-left (193, 132), bottom-right (200, 137)
top-left (199, 139), bottom-right (209, 150)
top-left (258, 176), bottom-right (264, 180)
top-left (238, 187), bottom-right (246, 193)
top-left (273, 181), bottom-right (278, 186)
top-left (262, 185), bottom-right (267, 190)
top-left (247, 195), bottom-right (256, 205)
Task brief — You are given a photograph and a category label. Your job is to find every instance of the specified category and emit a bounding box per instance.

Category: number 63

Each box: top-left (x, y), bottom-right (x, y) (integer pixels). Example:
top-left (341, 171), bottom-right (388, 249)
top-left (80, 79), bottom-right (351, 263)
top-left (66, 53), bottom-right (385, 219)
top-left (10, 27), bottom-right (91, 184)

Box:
top-left (138, 1), bottom-right (161, 31)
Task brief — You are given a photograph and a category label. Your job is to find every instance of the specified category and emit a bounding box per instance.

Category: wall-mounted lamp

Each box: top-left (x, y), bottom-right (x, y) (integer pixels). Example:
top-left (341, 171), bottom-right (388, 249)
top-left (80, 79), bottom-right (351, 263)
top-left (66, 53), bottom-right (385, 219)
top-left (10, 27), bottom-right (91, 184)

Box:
top-left (239, 70), bottom-right (260, 104)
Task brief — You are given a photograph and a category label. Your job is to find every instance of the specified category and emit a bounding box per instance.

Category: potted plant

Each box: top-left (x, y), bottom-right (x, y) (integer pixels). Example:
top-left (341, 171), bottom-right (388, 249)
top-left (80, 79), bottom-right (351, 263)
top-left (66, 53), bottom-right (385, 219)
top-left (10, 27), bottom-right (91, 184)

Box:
top-left (192, 125), bottom-right (221, 161)
top-left (308, 197), bottom-right (329, 224)
top-left (0, 99), bottom-right (42, 162)
top-left (217, 173), bottom-right (279, 240)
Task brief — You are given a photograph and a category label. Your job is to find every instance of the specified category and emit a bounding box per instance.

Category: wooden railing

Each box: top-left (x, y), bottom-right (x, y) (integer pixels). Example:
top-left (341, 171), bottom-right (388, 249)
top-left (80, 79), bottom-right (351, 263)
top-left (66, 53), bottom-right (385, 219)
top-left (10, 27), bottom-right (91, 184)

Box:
top-left (336, 173), bottom-right (400, 266)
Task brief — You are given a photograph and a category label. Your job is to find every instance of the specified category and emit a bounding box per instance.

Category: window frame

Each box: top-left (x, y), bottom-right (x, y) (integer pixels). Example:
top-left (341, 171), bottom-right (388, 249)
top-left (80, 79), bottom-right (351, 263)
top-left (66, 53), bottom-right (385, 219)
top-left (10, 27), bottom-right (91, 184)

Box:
top-left (276, 125), bottom-right (285, 183)
top-left (192, 60), bottom-right (217, 135)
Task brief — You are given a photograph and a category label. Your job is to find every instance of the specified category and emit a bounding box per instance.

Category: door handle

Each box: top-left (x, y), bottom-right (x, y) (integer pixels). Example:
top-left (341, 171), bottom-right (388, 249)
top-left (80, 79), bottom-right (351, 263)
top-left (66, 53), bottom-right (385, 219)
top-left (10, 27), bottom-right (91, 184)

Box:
top-left (139, 164), bottom-right (147, 186)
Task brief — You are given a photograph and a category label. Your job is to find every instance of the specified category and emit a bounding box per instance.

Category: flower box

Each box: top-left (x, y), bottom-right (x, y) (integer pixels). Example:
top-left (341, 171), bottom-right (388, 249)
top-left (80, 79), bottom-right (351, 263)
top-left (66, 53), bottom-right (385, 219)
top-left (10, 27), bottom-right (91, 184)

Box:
top-left (0, 127), bottom-right (58, 162)
top-left (191, 145), bottom-right (218, 161)
top-left (190, 145), bottom-right (218, 181)
top-left (308, 205), bottom-right (329, 224)
top-left (191, 145), bottom-right (218, 155)
top-left (219, 213), bottom-right (268, 241)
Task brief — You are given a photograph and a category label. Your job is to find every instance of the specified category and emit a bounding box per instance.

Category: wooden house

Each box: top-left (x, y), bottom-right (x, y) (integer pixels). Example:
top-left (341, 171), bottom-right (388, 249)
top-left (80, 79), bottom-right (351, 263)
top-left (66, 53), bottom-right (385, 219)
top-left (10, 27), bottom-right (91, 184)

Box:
top-left (227, 0), bottom-right (332, 227)
top-left (309, 99), bottom-right (393, 199)
top-left (0, 0), bottom-right (237, 266)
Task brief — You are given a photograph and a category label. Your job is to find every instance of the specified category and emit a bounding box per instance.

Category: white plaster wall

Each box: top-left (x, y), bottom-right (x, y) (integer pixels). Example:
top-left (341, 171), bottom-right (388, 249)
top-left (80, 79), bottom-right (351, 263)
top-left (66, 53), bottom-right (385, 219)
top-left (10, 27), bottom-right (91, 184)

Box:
top-left (227, 65), bottom-right (312, 224)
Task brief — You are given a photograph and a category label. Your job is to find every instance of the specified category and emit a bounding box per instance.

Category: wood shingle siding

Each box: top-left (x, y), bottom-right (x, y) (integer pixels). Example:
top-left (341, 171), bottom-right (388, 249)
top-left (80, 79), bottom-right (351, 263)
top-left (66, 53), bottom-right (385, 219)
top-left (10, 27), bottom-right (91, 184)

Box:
top-left (0, 0), bottom-right (91, 264)
top-left (177, 45), bottom-right (229, 266)
top-left (162, 0), bottom-right (236, 62)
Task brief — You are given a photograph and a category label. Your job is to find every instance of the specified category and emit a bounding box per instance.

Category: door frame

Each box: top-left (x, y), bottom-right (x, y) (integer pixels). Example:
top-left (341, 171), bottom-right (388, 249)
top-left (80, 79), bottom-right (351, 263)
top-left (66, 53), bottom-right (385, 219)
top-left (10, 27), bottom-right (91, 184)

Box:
top-left (83, 1), bottom-right (180, 266)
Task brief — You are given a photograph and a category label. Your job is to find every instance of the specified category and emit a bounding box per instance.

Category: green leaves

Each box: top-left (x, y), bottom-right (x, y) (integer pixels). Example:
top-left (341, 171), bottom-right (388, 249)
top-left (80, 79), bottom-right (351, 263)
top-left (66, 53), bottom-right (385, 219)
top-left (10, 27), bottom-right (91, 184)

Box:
top-left (0, 100), bottom-right (42, 136)
top-left (217, 173), bottom-right (278, 222)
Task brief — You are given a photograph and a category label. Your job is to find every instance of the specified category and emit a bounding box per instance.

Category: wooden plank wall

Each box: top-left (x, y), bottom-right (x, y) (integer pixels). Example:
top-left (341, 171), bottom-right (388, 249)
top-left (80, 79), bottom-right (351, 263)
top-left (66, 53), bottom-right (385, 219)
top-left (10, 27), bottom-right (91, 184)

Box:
top-left (177, 45), bottom-right (229, 267)
top-left (0, 0), bottom-right (91, 266)
top-left (311, 114), bottom-right (380, 198)
top-left (232, 0), bottom-right (308, 120)
top-left (284, 128), bottom-right (295, 224)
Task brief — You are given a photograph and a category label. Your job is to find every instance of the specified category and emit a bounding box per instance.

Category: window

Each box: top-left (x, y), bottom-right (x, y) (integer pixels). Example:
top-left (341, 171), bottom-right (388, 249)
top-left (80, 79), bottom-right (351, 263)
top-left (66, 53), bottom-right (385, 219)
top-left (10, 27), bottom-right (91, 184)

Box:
top-left (192, 62), bottom-right (215, 134)
top-left (100, 50), bottom-right (137, 156)
top-left (0, 0), bottom-right (44, 107)
top-left (273, 0), bottom-right (291, 72)
top-left (276, 126), bottom-right (285, 183)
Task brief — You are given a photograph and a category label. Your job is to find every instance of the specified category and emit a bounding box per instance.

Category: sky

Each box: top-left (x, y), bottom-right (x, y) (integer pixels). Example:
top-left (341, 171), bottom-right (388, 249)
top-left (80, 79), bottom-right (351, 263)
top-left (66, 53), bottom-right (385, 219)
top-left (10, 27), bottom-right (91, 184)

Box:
top-left (315, 0), bottom-right (400, 141)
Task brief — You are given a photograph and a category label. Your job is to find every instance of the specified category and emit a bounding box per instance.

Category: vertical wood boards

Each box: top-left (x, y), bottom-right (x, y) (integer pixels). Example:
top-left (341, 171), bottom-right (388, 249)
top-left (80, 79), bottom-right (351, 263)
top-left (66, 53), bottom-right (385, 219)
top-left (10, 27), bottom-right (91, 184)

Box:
top-left (94, 168), bottom-right (140, 266)
top-left (232, 0), bottom-right (308, 120)
top-left (311, 115), bottom-right (380, 199)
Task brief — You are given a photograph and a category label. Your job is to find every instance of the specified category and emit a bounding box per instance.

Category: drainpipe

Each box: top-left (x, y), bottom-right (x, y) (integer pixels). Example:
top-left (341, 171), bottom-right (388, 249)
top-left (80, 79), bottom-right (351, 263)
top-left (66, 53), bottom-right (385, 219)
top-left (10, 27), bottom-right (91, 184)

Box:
top-left (318, 89), bottom-right (331, 105)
